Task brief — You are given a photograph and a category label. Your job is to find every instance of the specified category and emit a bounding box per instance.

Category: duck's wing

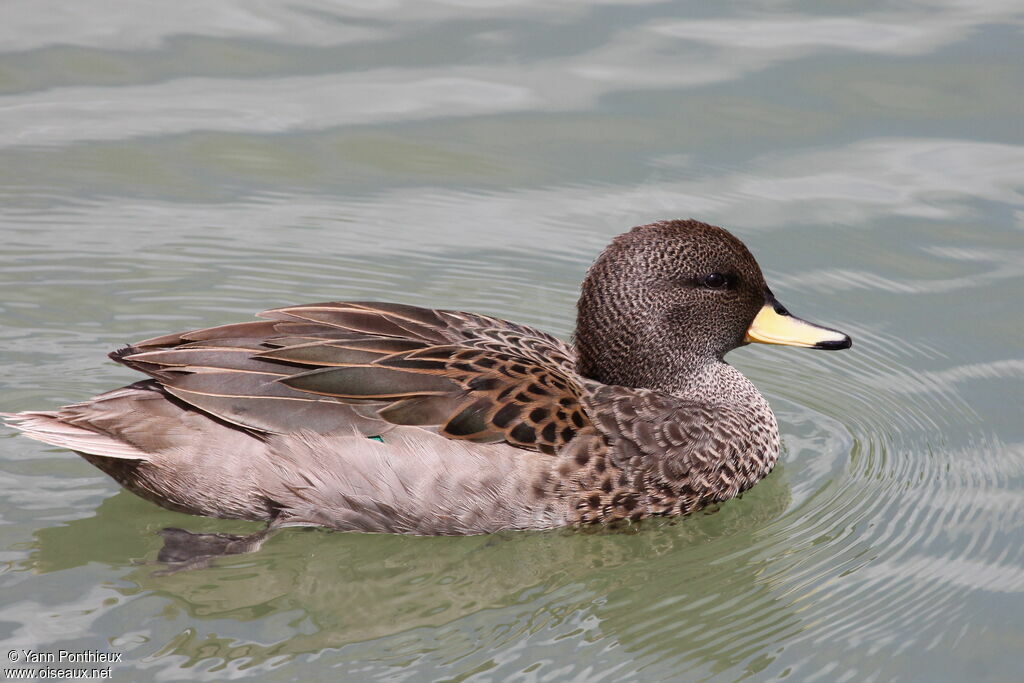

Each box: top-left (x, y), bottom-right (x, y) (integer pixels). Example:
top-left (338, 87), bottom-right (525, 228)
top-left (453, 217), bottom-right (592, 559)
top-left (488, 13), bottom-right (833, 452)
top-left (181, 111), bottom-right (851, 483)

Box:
top-left (114, 301), bottom-right (592, 454)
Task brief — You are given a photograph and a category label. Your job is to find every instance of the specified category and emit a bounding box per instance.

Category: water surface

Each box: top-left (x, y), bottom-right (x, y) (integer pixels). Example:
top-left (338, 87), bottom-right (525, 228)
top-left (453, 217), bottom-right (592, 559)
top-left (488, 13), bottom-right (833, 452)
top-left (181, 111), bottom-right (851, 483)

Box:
top-left (1, 1), bottom-right (1022, 680)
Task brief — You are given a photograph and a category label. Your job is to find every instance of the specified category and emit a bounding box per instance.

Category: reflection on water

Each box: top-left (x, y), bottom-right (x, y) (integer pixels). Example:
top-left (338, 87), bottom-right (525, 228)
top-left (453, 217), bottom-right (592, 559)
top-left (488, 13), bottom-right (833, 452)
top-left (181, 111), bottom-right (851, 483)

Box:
top-left (1, 0), bottom-right (1022, 680)
top-left (23, 474), bottom-right (793, 677)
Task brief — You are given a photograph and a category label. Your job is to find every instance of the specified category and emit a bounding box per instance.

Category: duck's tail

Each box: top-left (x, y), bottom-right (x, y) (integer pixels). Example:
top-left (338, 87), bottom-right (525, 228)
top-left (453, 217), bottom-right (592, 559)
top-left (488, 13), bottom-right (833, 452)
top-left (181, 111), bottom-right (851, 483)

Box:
top-left (2, 394), bottom-right (151, 462)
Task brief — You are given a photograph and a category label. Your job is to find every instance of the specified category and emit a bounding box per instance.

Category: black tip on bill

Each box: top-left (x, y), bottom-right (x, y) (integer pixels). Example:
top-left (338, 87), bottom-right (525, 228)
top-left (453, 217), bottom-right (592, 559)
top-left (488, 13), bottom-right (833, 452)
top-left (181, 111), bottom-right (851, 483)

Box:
top-left (814, 336), bottom-right (853, 350)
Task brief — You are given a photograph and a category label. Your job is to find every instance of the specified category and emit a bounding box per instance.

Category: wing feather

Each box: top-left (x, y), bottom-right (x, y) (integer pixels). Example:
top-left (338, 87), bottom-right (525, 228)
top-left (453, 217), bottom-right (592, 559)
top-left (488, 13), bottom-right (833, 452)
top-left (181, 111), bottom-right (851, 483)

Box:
top-left (111, 301), bottom-right (592, 453)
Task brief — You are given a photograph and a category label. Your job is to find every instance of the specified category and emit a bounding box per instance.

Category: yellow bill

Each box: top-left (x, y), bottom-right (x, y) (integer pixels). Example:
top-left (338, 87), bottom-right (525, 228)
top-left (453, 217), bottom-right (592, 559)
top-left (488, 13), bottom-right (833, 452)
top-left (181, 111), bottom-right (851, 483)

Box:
top-left (744, 292), bottom-right (851, 350)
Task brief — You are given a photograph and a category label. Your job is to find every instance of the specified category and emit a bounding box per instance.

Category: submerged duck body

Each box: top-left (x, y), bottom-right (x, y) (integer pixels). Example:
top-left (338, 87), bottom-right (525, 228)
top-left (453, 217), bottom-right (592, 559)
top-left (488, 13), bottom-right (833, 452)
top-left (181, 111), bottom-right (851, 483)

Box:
top-left (4, 220), bottom-right (851, 536)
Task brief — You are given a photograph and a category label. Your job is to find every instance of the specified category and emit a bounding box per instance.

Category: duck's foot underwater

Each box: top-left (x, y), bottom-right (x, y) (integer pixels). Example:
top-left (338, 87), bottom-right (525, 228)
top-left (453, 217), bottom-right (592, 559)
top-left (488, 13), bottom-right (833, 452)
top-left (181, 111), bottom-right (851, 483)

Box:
top-left (152, 526), bottom-right (279, 574)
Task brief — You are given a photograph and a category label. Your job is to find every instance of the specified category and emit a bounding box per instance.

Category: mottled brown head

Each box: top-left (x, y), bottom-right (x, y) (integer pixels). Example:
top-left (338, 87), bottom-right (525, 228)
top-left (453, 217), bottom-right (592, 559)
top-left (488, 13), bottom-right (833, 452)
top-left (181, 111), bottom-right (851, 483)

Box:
top-left (575, 219), bottom-right (850, 392)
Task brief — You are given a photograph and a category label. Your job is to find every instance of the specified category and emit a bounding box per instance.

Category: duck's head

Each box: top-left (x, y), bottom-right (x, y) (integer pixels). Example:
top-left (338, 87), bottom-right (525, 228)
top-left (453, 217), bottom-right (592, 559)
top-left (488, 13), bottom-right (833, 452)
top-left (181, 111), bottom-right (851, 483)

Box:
top-left (575, 219), bottom-right (851, 391)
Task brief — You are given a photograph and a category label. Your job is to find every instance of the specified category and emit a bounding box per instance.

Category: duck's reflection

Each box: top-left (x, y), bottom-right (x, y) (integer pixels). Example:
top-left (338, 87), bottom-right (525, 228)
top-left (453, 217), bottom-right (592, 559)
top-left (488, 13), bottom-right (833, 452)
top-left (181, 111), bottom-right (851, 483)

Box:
top-left (29, 468), bottom-right (794, 674)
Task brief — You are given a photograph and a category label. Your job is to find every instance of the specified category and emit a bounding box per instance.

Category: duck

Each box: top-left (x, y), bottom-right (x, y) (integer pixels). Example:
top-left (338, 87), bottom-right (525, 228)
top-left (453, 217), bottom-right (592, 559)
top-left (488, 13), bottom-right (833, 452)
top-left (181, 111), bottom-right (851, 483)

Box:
top-left (4, 219), bottom-right (851, 540)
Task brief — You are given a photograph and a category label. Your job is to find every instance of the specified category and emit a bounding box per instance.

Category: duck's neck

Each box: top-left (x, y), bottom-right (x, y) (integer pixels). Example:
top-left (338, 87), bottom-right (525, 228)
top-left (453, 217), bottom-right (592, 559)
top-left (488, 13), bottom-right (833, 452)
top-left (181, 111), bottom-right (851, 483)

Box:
top-left (574, 296), bottom-right (699, 396)
top-left (673, 361), bottom-right (767, 408)
top-left (577, 344), bottom-right (760, 407)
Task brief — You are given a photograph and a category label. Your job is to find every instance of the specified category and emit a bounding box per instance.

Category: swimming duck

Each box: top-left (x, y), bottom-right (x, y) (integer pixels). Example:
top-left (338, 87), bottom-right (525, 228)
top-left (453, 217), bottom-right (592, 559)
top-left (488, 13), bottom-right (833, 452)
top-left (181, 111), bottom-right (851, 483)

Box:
top-left (4, 220), bottom-right (850, 538)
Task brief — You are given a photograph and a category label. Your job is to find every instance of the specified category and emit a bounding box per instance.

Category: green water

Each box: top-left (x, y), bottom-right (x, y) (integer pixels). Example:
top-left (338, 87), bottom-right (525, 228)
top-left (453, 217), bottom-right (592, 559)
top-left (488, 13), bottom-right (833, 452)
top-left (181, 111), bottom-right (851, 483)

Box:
top-left (1, 1), bottom-right (1022, 680)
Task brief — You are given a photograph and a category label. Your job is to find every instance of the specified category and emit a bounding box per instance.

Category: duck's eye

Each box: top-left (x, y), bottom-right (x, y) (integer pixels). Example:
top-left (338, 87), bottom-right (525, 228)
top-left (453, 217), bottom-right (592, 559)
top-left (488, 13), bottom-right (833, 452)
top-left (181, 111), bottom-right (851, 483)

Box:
top-left (702, 272), bottom-right (728, 289)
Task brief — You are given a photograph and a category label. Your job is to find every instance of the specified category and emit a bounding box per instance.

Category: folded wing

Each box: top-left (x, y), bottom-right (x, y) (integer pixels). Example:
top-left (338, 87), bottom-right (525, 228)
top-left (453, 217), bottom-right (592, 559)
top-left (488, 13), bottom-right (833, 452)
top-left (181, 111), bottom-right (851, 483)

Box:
top-left (114, 301), bottom-right (592, 454)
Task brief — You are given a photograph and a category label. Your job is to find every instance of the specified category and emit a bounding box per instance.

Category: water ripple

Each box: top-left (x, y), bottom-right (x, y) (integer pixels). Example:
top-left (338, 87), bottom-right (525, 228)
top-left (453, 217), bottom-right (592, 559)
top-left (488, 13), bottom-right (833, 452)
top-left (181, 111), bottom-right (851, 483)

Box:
top-left (1, 2), bottom-right (1021, 677)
